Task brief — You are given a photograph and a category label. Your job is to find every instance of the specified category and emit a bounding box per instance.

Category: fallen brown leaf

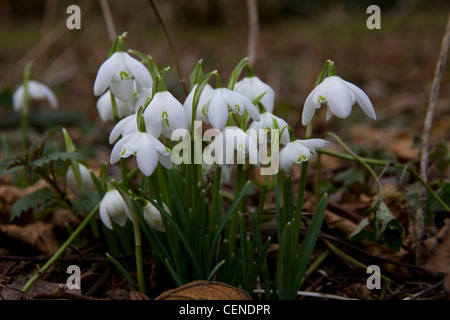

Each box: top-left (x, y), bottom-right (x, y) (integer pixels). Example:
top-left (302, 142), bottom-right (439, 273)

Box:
top-left (154, 280), bottom-right (252, 300)
top-left (0, 221), bottom-right (60, 254)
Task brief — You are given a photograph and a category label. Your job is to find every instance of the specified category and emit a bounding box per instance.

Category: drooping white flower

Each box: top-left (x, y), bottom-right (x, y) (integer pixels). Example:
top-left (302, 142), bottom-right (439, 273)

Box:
top-left (93, 52), bottom-right (153, 101)
top-left (12, 80), bottom-right (58, 112)
top-left (65, 163), bottom-right (94, 194)
top-left (183, 83), bottom-right (214, 129)
top-left (143, 91), bottom-right (188, 139)
top-left (203, 126), bottom-right (259, 167)
top-left (143, 201), bottom-right (170, 232)
top-left (96, 90), bottom-right (135, 122)
top-left (134, 86), bottom-right (153, 113)
top-left (279, 139), bottom-right (330, 173)
top-left (99, 189), bottom-right (131, 230)
top-left (234, 76), bottom-right (275, 113)
top-left (109, 113), bottom-right (139, 143)
top-left (110, 131), bottom-right (172, 176)
top-left (248, 112), bottom-right (290, 146)
top-left (302, 76), bottom-right (376, 126)
top-left (198, 88), bottom-right (261, 130)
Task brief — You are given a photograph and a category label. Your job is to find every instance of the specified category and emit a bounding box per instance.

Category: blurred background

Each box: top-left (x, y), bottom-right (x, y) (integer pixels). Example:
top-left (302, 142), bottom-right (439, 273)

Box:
top-left (0, 0), bottom-right (449, 177)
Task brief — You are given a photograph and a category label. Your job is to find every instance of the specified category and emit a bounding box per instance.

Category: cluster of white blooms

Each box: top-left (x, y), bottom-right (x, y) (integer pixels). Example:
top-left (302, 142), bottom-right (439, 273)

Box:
top-left (91, 35), bottom-right (376, 231)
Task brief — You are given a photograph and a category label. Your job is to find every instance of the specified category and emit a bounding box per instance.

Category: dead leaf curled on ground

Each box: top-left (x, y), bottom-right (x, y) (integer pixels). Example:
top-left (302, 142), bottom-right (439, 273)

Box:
top-left (154, 280), bottom-right (252, 300)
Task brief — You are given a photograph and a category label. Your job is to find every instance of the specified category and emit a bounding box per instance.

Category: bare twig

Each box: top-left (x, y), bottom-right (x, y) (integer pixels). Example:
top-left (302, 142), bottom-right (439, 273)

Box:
top-left (246, 0), bottom-right (259, 65)
top-left (99, 0), bottom-right (117, 43)
top-left (414, 10), bottom-right (450, 266)
top-left (148, 0), bottom-right (188, 96)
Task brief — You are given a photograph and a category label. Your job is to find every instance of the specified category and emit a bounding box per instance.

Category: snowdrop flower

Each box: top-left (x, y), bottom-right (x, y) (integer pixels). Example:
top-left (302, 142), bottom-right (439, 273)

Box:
top-left (248, 112), bottom-right (290, 146)
top-left (234, 76), bottom-right (275, 113)
top-left (96, 90), bottom-right (134, 122)
top-left (13, 80), bottom-right (58, 112)
top-left (93, 51), bottom-right (153, 101)
top-left (109, 113), bottom-right (139, 143)
top-left (143, 91), bottom-right (188, 139)
top-left (143, 201), bottom-right (170, 232)
top-left (280, 139), bottom-right (330, 173)
top-left (183, 83), bottom-right (214, 129)
top-left (203, 126), bottom-right (259, 167)
top-left (110, 131), bottom-right (172, 176)
top-left (302, 76), bottom-right (376, 126)
top-left (198, 88), bottom-right (261, 130)
top-left (134, 86), bottom-right (153, 113)
top-left (65, 163), bottom-right (94, 194)
top-left (99, 189), bottom-right (131, 230)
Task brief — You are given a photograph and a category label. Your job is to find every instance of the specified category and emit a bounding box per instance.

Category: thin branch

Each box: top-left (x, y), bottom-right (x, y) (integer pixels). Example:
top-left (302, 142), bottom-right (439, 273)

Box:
top-left (148, 0), bottom-right (188, 96)
top-left (99, 0), bottom-right (117, 43)
top-left (415, 10), bottom-right (450, 265)
top-left (246, 0), bottom-right (259, 65)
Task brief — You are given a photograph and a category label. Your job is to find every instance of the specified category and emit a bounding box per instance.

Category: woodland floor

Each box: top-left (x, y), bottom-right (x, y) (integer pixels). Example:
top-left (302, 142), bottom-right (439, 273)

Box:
top-left (0, 1), bottom-right (449, 301)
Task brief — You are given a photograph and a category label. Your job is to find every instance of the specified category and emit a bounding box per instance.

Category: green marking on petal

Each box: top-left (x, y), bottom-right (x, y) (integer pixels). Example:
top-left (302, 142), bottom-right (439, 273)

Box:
top-left (153, 219), bottom-right (160, 225)
top-left (120, 148), bottom-right (126, 156)
top-left (202, 105), bottom-right (208, 116)
top-left (120, 71), bottom-right (130, 80)
top-left (297, 155), bottom-right (307, 162)
top-left (318, 95), bottom-right (326, 103)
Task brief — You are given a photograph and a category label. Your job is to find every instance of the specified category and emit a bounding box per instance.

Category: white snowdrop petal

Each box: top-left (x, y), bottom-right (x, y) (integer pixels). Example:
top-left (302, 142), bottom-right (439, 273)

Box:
top-left (110, 134), bottom-right (133, 164)
top-left (33, 81), bottom-right (58, 109)
top-left (99, 199), bottom-right (113, 230)
top-left (136, 135), bottom-right (158, 176)
top-left (342, 79), bottom-right (377, 120)
top-left (302, 84), bottom-right (322, 126)
top-left (12, 86), bottom-right (24, 112)
top-left (94, 54), bottom-right (118, 96)
top-left (124, 53), bottom-right (153, 88)
top-left (109, 114), bottom-right (134, 144)
top-left (325, 77), bottom-right (353, 119)
top-left (208, 94), bottom-right (229, 130)
top-left (110, 78), bottom-right (134, 101)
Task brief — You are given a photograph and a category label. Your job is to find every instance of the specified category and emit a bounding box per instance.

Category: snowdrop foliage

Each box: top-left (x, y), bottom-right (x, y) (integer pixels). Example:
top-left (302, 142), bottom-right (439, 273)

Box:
top-left (99, 189), bottom-right (131, 230)
top-left (93, 51), bottom-right (153, 101)
top-left (13, 80), bottom-right (58, 112)
top-left (302, 76), bottom-right (376, 126)
top-left (280, 139), bottom-right (330, 173)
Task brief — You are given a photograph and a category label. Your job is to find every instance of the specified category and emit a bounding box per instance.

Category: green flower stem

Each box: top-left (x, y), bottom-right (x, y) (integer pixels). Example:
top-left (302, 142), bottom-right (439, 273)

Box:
top-left (257, 174), bottom-right (270, 224)
top-left (131, 213), bottom-right (146, 295)
top-left (22, 202), bottom-right (100, 293)
top-left (109, 91), bottom-right (129, 190)
top-left (317, 148), bottom-right (450, 211)
top-left (209, 167), bottom-right (222, 239)
top-left (294, 120), bottom-right (313, 219)
top-left (322, 132), bottom-right (383, 199)
top-left (20, 110), bottom-right (28, 153)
